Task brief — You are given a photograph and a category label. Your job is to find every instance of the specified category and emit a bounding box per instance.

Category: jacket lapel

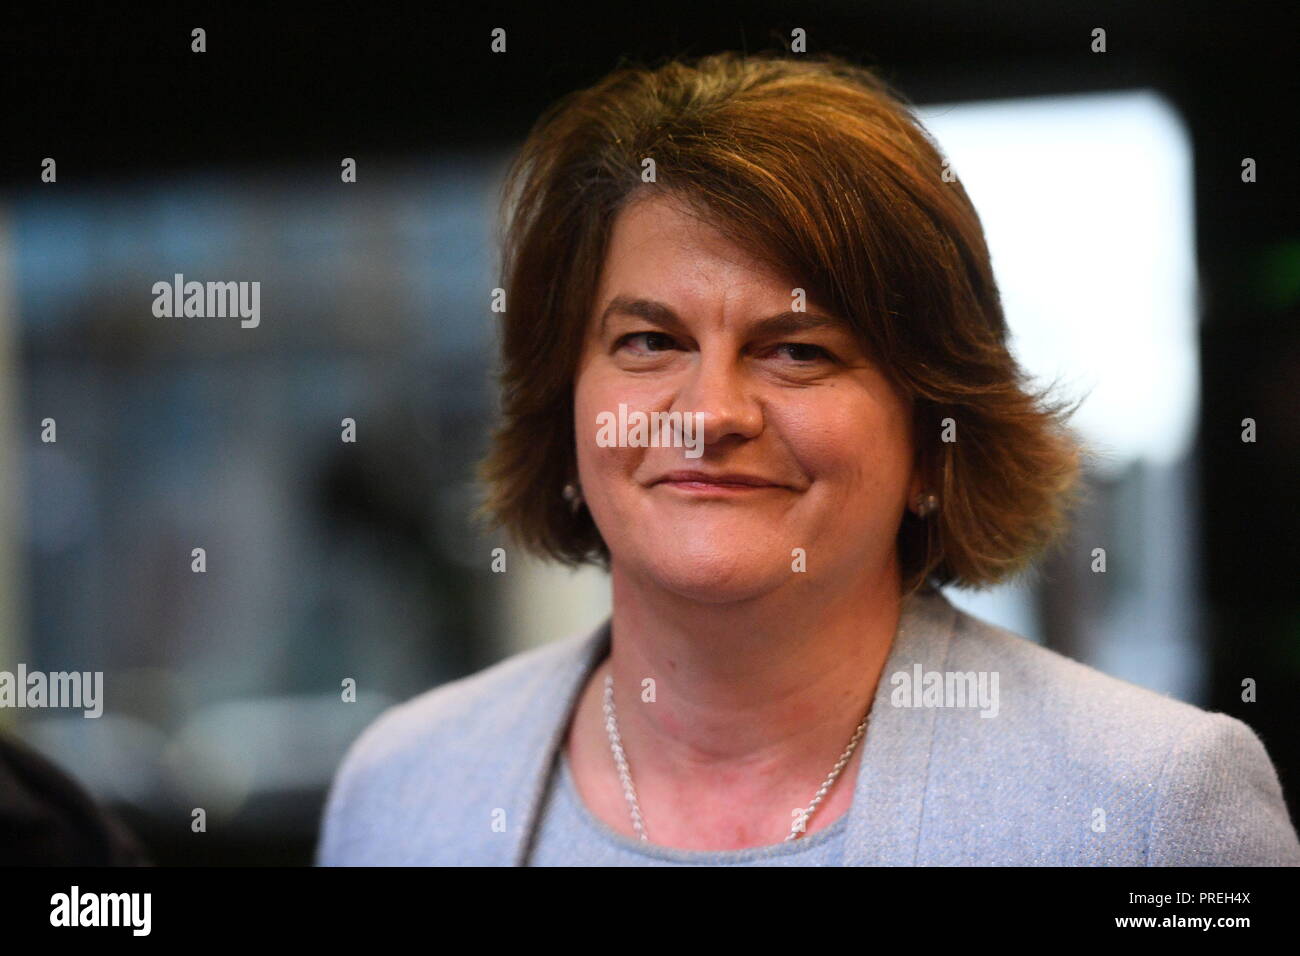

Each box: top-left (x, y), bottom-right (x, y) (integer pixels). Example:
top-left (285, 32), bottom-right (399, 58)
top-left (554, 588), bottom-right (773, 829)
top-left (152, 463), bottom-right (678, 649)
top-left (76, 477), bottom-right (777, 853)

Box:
top-left (505, 619), bottom-right (612, 866)
top-left (840, 589), bottom-right (956, 865)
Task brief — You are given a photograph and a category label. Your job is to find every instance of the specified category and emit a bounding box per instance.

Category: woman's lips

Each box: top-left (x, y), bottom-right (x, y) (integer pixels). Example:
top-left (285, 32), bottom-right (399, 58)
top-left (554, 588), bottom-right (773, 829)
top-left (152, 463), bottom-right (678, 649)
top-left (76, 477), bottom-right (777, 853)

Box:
top-left (657, 480), bottom-right (781, 495)
top-left (652, 472), bottom-right (788, 494)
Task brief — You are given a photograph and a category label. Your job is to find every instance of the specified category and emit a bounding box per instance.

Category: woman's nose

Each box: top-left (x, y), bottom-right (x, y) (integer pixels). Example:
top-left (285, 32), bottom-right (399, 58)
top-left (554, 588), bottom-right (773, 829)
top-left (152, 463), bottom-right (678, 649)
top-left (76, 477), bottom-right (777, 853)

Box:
top-left (674, 352), bottom-right (763, 446)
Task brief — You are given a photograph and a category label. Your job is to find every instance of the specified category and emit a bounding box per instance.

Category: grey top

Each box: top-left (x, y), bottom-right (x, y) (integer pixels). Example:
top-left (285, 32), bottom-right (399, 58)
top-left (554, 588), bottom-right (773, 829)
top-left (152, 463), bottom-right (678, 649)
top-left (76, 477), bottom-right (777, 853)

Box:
top-left (525, 749), bottom-right (850, 866)
top-left (317, 588), bottom-right (1300, 866)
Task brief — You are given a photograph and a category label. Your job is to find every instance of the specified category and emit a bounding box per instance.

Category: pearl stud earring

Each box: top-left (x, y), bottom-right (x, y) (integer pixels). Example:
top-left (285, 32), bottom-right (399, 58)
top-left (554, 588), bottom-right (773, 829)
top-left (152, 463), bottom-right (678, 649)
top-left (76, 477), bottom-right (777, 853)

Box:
top-left (913, 492), bottom-right (939, 518)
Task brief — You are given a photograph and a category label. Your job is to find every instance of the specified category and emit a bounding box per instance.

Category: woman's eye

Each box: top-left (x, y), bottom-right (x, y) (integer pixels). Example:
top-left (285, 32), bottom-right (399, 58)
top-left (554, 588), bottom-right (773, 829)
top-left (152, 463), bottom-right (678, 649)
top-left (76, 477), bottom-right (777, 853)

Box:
top-left (774, 342), bottom-right (834, 364)
top-left (614, 334), bottom-right (835, 366)
top-left (617, 331), bottom-right (677, 353)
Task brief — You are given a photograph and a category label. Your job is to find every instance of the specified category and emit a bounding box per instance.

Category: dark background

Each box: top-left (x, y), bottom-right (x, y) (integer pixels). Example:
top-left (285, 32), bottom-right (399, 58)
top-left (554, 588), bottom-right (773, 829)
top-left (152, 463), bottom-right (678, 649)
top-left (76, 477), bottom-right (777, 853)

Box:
top-left (2, 2), bottom-right (1296, 864)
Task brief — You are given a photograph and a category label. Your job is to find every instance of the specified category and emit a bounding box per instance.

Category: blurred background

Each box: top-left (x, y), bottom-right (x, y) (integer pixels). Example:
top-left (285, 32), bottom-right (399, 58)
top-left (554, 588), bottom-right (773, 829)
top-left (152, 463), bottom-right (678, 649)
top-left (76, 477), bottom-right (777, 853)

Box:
top-left (1, 3), bottom-right (1296, 864)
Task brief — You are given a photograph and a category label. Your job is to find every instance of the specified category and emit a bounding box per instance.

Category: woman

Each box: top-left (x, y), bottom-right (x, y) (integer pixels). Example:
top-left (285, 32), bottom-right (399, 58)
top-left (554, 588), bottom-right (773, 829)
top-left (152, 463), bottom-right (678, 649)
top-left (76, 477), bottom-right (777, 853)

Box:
top-left (317, 52), bottom-right (1300, 865)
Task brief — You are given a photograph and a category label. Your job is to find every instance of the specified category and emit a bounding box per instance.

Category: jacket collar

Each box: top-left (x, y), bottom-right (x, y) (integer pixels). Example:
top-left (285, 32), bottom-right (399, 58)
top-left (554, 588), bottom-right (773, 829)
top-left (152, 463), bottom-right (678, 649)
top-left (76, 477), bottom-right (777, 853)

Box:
top-left (504, 587), bottom-right (958, 865)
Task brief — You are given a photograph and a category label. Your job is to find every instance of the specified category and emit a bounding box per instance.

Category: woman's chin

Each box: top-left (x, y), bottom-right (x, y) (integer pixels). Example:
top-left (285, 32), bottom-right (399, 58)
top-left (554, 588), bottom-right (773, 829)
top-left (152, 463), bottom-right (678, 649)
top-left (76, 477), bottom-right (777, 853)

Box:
top-left (634, 544), bottom-right (793, 605)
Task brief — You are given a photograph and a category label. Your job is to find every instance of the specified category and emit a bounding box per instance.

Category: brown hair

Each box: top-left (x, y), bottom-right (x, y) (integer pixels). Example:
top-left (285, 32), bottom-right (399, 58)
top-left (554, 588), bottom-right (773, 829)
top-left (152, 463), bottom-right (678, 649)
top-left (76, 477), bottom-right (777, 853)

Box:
top-left (477, 51), bottom-right (1088, 598)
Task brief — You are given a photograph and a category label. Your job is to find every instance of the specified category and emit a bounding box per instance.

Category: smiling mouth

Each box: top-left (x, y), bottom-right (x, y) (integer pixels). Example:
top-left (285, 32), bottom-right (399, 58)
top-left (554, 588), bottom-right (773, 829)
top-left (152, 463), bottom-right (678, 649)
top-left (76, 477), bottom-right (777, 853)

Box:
top-left (657, 480), bottom-right (782, 495)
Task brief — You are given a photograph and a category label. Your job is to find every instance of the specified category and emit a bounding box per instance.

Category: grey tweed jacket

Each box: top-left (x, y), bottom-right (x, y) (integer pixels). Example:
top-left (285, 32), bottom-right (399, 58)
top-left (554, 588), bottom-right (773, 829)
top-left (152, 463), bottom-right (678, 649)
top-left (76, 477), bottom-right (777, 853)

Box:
top-left (316, 588), bottom-right (1300, 865)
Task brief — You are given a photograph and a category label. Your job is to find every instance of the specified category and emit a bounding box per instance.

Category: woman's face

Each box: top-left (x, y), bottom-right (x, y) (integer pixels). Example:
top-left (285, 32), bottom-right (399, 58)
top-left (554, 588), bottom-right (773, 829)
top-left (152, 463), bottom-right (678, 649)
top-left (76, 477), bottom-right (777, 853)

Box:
top-left (574, 192), bottom-right (922, 604)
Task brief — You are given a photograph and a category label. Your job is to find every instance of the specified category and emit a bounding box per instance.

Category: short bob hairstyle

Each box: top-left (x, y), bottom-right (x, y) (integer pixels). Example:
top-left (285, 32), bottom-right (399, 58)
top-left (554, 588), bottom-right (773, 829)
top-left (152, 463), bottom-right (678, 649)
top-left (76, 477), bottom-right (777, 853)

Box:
top-left (478, 51), bottom-right (1087, 599)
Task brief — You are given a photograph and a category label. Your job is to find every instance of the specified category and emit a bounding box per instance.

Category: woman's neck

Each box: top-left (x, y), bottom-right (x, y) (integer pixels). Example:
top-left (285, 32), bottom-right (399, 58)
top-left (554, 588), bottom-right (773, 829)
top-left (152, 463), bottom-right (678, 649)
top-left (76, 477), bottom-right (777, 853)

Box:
top-left (564, 560), bottom-right (906, 849)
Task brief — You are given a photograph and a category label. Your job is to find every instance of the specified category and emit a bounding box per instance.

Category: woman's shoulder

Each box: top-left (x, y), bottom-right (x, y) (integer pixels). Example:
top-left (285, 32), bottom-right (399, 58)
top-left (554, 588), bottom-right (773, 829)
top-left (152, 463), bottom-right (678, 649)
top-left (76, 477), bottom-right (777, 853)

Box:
top-left (942, 600), bottom-right (1240, 741)
top-left (935, 599), bottom-right (1300, 864)
top-left (315, 621), bottom-right (606, 865)
top-left (338, 622), bottom-right (603, 776)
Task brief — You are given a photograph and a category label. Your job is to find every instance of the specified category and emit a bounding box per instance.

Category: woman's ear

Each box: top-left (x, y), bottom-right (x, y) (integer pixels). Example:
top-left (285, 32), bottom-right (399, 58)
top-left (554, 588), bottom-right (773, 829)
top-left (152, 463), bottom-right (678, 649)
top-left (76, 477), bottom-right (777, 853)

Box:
top-left (906, 421), bottom-right (927, 514)
top-left (906, 400), bottom-right (936, 515)
top-left (906, 469), bottom-right (924, 515)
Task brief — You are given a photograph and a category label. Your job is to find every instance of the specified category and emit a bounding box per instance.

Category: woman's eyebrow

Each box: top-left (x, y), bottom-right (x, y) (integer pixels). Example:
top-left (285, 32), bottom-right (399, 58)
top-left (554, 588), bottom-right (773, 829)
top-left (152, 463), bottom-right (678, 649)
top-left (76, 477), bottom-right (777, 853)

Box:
top-left (599, 295), bottom-right (848, 338)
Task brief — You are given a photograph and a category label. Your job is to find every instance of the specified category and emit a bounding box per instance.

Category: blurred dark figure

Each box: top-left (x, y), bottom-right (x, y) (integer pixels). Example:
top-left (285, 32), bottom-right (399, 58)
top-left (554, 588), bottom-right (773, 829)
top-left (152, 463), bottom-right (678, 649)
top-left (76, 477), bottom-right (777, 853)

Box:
top-left (0, 732), bottom-right (151, 866)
